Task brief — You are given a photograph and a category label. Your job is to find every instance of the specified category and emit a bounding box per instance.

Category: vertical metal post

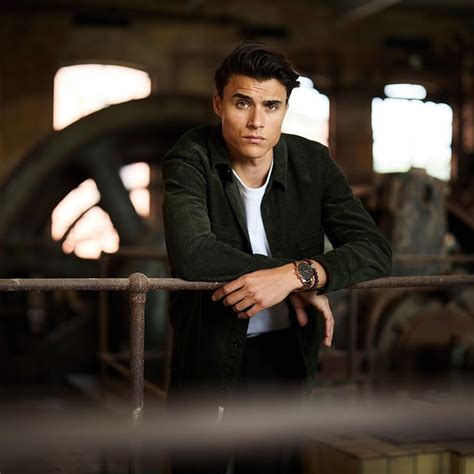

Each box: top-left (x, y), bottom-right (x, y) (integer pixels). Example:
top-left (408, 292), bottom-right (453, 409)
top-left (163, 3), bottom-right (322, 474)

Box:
top-left (99, 256), bottom-right (109, 399)
top-left (128, 272), bottom-right (149, 474)
top-left (347, 290), bottom-right (358, 382)
top-left (99, 257), bottom-right (110, 474)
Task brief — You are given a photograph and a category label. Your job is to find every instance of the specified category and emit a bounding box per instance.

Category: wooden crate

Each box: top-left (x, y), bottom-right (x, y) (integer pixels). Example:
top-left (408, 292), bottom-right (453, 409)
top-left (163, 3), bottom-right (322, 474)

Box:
top-left (304, 434), bottom-right (451, 474)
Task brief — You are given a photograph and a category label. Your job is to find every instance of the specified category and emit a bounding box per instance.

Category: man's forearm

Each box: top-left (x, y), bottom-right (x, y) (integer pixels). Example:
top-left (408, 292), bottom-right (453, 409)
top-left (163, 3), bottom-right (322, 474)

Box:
top-left (211, 260), bottom-right (329, 318)
top-left (316, 152), bottom-right (392, 292)
top-left (165, 227), bottom-right (294, 281)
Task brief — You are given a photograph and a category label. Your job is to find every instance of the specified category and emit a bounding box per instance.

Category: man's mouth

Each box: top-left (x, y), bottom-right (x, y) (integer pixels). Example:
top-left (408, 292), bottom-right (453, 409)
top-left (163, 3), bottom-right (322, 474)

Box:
top-left (243, 135), bottom-right (265, 144)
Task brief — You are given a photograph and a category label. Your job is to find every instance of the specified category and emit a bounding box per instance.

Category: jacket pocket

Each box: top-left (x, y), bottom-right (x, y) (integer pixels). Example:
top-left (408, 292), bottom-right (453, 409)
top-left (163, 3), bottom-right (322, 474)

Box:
top-left (297, 228), bottom-right (325, 257)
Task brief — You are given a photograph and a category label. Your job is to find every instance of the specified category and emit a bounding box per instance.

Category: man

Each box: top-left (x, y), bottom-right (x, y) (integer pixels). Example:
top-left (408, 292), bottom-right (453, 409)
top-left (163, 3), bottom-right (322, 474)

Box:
top-left (163, 42), bottom-right (392, 473)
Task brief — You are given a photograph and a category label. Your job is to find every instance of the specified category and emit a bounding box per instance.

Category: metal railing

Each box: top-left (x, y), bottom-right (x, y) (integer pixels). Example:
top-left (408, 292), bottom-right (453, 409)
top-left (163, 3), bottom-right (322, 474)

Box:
top-left (1, 273), bottom-right (474, 474)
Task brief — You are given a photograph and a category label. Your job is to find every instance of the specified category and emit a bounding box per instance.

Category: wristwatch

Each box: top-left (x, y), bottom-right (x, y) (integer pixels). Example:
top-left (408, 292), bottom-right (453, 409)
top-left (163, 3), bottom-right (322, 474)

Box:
top-left (294, 260), bottom-right (316, 290)
top-left (307, 259), bottom-right (320, 290)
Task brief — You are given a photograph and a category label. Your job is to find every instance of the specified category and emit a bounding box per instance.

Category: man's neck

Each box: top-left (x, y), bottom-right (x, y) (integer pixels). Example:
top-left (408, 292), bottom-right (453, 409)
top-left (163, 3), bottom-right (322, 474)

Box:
top-left (231, 153), bottom-right (274, 188)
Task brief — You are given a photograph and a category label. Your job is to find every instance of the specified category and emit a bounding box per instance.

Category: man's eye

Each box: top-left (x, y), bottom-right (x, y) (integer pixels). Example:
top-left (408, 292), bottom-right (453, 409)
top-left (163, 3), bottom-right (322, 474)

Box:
top-left (267, 103), bottom-right (279, 111)
top-left (236, 101), bottom-right (250, 109)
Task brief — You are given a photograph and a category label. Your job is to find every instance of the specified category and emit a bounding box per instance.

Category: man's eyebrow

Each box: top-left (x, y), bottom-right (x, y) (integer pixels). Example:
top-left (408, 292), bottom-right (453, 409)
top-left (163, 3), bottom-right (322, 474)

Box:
top-left (263, 99), bottom-right (283, 106)
top-left (232, 93), bottom-right (253, 102)
top-left (232, 94), bottom-right (283, 106)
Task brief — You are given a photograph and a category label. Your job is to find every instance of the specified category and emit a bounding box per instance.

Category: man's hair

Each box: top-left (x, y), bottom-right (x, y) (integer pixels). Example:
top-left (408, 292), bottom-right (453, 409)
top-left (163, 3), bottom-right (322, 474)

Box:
top-left (214, 41), bottom-right (300, 101)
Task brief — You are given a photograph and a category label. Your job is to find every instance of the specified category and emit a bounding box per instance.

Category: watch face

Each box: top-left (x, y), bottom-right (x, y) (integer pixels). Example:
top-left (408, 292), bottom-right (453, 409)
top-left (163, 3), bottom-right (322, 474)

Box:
top-left (297, 262), bottom-right (313, 283)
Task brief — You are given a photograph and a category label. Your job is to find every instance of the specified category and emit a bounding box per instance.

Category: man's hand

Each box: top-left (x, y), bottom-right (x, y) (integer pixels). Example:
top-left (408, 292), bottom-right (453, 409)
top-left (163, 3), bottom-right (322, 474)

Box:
top-left (212, 264), bottom-right (301, 318)
top-left (289, 292), bottom-right (334, 346)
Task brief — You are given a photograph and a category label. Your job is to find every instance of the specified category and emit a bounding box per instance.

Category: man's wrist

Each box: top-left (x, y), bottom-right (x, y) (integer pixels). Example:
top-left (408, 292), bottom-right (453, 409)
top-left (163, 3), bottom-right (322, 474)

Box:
top-left (291, 259), bottom-right (328, 291)
top-left (284, 263), bottom-right (305, 292)
top-left (293, 260), bottom-right (316, 291)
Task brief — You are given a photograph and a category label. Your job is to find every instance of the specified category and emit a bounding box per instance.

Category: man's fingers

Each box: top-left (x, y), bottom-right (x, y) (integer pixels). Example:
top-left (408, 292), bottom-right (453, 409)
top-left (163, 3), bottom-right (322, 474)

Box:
top-left (212, 278), bottom-right (244, 301)
top-left (233, 296), bottom-right (255, 312)
top-left (294, 306), bottom-right (308, 327)
top-left (222, 288), bottom-right (250, 307)
top-left (288, 293), bottom-right (308, 326)
top-left (238, 303), bottom-right (263, 319)
top-left (321, 305), bottom-right (334, 346)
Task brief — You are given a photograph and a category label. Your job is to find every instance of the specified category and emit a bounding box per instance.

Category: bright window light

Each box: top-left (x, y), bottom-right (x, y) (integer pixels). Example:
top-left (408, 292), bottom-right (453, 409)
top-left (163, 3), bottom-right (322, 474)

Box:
top-left (61, 206), bottom-right (120, 260)
top-left (54, 64), bottom-right (151, 130)
top-left (384, 83), bottom-right (427, 100)
top-left (51, 163), bottom-right (150, 259)
top-left (52, 63), bottom-right (152, 259)
top-left (282, 76), bottom-right (330, 145)
top-left (120, 162), bottom-right (150, 217)
top-left (120, 162), bottom-right (150, 190)
top-left (51, 179), bottom-right (100, 241)
top-left (372, 91), bottom-right (453, 181)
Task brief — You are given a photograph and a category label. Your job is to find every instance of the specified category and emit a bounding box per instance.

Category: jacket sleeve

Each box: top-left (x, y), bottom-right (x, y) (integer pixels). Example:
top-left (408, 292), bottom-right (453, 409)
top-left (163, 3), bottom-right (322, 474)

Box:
top-left (313, 151), bottom-right (392, 292)
top-left (162, 152), bottom-right (292, 282)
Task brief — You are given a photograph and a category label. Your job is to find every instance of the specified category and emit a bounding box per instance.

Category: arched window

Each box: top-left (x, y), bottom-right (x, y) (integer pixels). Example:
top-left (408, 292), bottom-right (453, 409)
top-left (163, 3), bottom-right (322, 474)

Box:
top-left (54, 64), bottom-right (151, 130)
top-left (372, 83), bottom-right (453, 181)
top-left (282, 76), bottom-right (330, 146)
top-left (52, 64), bottom-right (152, 259)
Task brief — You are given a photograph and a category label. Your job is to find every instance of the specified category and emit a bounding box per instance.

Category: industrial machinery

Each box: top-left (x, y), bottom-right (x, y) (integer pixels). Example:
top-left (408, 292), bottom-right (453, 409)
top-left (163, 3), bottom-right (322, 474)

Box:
top-left (0, 95), bottom-right (214, 384)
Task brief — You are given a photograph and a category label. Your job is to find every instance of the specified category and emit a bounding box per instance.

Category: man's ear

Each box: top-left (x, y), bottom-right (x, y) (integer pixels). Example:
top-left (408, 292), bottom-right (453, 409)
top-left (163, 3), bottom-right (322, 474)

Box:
top-left (212, 92), bottom-right (222, 117)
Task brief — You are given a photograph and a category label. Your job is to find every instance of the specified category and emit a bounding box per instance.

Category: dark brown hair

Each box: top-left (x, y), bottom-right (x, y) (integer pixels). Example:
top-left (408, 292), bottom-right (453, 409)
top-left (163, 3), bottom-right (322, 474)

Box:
top-left (214, 41), bottom-right (300, 101)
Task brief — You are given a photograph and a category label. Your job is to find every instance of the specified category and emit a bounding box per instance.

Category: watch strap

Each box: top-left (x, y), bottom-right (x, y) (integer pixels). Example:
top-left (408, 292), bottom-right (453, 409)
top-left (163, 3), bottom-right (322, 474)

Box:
top-left (304, 259), bottom-right (319, 291)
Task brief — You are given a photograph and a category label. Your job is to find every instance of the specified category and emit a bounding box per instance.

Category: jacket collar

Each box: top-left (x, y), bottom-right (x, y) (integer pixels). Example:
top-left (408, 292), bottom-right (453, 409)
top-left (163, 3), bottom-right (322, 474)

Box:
top-left (208, 123), bottom-right (288, 189)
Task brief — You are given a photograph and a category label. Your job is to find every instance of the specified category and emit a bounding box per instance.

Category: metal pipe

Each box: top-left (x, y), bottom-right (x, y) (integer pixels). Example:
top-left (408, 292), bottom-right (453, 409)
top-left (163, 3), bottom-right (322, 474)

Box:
top-left (99, 256), bottom-right (109, 399)
top-left (0, 277), bottom-right (130, 291)
top-left (347, 274), bottom-right (474, 289)
top-left (1, 274), bottom-right (473, 292)
top-left (99, 352), bottom-right (166, 399)
top-left (128, 273), bottom-right (149, 474)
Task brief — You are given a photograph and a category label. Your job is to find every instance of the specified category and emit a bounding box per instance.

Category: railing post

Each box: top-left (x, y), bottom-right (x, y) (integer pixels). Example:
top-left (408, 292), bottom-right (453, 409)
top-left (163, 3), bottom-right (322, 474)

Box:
top-left (99, 256), bottom-right (110, 399)
top-left (128, 272), bottom-right (149, 474)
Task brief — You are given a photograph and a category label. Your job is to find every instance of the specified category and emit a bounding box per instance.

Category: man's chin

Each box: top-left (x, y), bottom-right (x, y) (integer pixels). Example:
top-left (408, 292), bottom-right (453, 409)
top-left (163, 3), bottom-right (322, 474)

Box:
top-left (237, 145), bottom-right (273, 161)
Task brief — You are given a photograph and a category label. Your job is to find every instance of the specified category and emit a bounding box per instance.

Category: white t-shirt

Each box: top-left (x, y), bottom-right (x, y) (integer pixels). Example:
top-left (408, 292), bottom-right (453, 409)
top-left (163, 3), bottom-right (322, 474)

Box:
top-left (232, 162), bottom-right (290, 337)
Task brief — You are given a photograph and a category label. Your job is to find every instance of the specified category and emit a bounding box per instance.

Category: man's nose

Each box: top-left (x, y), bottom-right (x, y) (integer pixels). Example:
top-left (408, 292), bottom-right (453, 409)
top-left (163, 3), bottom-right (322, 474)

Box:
top-left (247, 107), bottom-right (264, 129)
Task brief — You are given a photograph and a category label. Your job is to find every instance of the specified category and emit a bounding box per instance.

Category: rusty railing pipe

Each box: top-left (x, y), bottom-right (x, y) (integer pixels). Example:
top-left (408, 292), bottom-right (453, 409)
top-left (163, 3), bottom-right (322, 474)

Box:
top-left (128, 272), bottom-right (149, 474)
top-left (1, 274), bottom-right (474, 292)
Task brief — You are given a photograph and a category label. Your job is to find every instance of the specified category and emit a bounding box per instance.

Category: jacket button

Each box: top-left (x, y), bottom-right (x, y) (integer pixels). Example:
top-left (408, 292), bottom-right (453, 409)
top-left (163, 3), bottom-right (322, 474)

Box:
top-left (232, 339), bottom-right (243, 348)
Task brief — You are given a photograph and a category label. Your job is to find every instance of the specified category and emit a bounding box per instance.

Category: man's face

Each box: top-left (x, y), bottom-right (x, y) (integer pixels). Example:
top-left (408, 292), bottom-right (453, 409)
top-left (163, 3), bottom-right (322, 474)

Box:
top-left (212, 74), bottom-right (288, 165)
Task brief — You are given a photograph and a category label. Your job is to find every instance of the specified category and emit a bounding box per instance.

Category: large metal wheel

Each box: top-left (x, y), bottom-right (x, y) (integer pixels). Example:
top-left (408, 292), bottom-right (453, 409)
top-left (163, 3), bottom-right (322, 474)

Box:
top-left (0, 94), bottom-right (215, 382)
top-left (0, 93), bottom-right (214, 277)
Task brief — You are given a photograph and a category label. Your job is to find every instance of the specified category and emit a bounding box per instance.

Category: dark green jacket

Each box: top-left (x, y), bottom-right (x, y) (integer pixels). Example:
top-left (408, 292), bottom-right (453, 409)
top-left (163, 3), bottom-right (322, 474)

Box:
top-left (162, 125), bottom-right (392, 397)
